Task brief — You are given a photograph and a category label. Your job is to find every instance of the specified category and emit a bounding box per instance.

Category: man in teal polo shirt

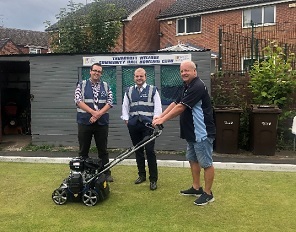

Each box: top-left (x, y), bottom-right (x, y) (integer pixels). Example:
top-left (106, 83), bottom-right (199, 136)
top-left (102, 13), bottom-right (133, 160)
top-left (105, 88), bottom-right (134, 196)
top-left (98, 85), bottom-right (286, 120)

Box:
top-left (153, 60), bottom-right (216, 206)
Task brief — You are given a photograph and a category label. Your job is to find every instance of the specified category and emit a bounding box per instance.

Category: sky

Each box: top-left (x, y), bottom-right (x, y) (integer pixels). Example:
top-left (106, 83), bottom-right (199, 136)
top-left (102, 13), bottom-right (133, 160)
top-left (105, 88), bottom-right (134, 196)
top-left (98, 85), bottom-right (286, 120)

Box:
top-left (0, 0), bottom-right (94, 31)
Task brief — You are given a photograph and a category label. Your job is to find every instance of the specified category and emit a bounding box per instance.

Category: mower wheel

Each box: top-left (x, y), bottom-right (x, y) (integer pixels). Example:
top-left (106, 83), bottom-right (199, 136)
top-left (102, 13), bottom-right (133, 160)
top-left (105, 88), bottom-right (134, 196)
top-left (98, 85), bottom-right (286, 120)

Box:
top-left (52, 188), bottom-right (68, 205)
top-left (82, 189), bottom-right (99, 206)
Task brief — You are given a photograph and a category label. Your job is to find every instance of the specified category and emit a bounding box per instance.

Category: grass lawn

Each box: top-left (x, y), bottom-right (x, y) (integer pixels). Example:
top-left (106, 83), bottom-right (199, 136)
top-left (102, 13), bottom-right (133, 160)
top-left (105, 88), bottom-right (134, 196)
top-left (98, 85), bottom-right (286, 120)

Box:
top-left (0, 162), bottom-right (295, 232)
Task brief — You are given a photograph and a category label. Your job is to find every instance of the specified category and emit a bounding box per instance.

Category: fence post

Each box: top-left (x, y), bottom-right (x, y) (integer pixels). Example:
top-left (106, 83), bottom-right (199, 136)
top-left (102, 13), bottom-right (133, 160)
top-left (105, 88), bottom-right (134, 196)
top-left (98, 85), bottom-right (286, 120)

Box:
top-left (218, 26), bottom-right (222, 71)
top-left (284, 43), bottom-right (288, 62)
top-left (251, 21), bottom-right (254, 67)
top-left (255, 39), bottom-right (259, 61)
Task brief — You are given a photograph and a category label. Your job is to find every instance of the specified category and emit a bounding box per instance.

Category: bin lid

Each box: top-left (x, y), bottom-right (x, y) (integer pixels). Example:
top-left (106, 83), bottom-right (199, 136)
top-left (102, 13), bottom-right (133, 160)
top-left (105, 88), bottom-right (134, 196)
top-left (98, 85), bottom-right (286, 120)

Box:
top-left (214, 106), bottom-right (243, 113)
top-left (250, 104), bottom-right (282, 113)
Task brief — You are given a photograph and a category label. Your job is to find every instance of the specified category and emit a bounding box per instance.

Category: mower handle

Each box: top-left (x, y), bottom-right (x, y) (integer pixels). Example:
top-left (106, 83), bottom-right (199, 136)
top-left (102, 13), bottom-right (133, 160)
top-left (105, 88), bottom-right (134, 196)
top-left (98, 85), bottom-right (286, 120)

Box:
top-left (145, 123), bottom-right (164, 131)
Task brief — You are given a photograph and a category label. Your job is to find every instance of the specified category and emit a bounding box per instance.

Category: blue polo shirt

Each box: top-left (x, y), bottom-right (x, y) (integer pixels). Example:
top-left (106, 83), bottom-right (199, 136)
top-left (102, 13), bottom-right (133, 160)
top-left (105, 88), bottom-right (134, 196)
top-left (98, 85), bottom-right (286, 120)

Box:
top-left (175, 77), bottom-right (216, 142)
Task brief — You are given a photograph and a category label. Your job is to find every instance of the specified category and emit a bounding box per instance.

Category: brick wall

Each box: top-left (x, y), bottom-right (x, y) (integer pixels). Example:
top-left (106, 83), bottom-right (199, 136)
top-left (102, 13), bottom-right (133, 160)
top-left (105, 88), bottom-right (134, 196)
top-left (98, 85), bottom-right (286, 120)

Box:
top-left (159, 2), bottom-right (296, 53)
top-left (0, 41), bottom-right (22, 55)
top-left (160, 9), bottom-right (242, 52)
top-left (111, 0), bottom-right (176, 52)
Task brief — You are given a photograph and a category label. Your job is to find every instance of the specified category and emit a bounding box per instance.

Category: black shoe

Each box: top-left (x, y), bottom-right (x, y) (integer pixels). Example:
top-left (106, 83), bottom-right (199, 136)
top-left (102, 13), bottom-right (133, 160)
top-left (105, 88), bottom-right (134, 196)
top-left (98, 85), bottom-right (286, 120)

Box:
top-left (180, 186), bottom-right (203, 196)
top-left (106, 175), bottom-right (114, 182)
top-left (134, 176), bottom-right (146, 184)
top-left (150, 181), bottom-right (157, 190)
top-left (194, 192), bottom-right (215, 206)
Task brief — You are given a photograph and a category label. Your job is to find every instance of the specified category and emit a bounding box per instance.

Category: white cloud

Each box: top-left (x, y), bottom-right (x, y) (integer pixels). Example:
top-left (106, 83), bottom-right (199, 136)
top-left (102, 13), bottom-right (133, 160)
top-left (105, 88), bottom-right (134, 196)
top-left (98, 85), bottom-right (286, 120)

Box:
top-left (0, 0), bottom-right (93, 31)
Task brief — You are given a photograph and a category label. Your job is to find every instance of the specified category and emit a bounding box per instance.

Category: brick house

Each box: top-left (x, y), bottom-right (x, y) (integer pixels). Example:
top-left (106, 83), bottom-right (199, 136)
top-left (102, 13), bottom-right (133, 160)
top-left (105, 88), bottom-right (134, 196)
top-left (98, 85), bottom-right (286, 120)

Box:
top-left (157, 0), bottom-right (296, 71)
top-left (47, 0), bottom-right (176, 53)
top-left (0, 38), bottom-right (22, 55)
top-left (0, 27), bottom-right (49, 55)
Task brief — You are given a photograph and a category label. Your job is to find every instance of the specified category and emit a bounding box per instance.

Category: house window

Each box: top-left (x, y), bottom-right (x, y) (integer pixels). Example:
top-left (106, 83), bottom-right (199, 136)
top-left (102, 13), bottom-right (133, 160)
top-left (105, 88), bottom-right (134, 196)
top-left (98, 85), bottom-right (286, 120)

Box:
top-left (177, 16), bottom-right (201, 34)
top-left (29, 48), bottom-right (41, 54)
top-left (242, 57), bottom-right (266, 72)
top-left (211, 58), bottom-right (217, 74)
top-left (243, 5), bottom-right (275, 27)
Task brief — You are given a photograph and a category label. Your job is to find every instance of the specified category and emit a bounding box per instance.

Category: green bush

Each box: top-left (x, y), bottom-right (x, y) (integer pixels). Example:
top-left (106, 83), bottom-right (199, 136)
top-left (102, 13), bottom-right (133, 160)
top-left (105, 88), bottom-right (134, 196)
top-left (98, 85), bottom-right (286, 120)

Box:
top-left (249, 41), bottom-right (296, 108)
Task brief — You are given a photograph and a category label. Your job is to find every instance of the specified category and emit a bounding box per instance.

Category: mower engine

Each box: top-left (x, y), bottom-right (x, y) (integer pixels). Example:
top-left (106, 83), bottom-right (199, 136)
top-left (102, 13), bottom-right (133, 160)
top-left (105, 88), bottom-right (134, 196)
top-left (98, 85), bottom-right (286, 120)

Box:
top-left (68, 157), bottom-right (102, 194)
top-left (68, 158), bottom-right (84, 194)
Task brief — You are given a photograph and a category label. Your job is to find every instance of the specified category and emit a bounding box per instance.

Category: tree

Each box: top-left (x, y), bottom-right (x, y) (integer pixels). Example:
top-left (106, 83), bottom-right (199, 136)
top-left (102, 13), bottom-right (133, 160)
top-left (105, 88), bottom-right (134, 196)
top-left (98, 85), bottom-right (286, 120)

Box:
top-left (85, 1), bottom-right (125, 53)
top-left (45, 0), bottom-right (125, 53)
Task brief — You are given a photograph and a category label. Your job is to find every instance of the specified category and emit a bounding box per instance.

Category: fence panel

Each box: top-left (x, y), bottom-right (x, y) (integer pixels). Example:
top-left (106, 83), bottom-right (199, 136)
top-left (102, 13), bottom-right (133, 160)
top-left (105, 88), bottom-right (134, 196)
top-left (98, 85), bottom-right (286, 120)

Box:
top-left (218, 22), bottom-right (296, 72)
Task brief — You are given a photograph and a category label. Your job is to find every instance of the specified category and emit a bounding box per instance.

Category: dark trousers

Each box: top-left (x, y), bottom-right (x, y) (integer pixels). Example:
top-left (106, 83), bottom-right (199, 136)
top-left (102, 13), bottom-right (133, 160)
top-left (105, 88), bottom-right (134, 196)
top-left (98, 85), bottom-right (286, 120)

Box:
top-left (78, 123), bottom-right (110, 175)
top-left (128, 122), bottom-right (158, 182)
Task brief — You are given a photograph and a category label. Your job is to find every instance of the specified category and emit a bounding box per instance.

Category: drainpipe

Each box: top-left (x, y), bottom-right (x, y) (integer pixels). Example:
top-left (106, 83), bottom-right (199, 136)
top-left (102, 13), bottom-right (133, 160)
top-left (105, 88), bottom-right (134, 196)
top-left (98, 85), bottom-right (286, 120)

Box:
top-left (158, 11), bottom-right (162, 51)
top-left (251, 21), bottom-right (254, 67)
top-left (122, 23), bottom-right (126, 52)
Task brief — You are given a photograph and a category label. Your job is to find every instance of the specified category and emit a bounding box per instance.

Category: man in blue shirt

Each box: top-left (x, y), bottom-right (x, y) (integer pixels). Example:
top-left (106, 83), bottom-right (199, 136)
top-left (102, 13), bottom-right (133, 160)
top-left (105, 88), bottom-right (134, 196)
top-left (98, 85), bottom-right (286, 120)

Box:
top-left (153, 60), bottom-right (216, 205)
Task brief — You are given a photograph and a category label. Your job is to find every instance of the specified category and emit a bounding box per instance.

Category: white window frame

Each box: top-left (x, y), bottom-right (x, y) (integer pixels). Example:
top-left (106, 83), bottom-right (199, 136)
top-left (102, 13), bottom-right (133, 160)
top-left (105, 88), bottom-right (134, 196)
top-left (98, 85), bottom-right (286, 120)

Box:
top-left (242, 5), bottom-right (276, 28)
top-left (29, 48), bottom-right (41, 54)
top-left (210, 57), bottom-right (218, 75)
top-left (176, 16), bottom-right (201, 35)
top-left (242, 56), bottom-right (268, 72)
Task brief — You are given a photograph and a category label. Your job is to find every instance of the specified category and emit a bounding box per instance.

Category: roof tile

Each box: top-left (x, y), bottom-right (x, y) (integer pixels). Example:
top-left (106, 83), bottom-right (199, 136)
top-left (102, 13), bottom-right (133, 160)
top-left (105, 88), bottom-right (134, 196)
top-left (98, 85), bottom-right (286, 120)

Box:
top-left (0, 27), bottom-right (48, 47)
top-left (158, 0), bottom-right (287, 18)
top-left (47, 0), bottom-right (151, 30)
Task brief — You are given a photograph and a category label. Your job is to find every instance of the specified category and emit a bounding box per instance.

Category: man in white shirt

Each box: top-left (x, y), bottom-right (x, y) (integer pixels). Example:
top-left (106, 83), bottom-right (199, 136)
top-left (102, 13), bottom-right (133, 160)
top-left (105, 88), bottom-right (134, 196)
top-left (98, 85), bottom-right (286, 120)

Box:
top-left (121, 68), bottom-right (162, 190)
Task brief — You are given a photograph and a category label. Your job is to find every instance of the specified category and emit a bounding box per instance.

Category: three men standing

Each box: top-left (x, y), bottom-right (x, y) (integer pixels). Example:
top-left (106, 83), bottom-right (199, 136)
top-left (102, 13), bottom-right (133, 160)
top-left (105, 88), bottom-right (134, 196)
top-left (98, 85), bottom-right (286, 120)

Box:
top-left (74, 61), bottom-right (215, 205)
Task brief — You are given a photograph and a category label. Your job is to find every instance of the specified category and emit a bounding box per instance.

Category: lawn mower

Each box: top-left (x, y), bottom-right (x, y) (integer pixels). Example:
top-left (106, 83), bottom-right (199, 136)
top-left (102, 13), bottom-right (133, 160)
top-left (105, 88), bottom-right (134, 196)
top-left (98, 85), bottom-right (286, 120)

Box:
top-left (52, 124), bottom-right (163, 206)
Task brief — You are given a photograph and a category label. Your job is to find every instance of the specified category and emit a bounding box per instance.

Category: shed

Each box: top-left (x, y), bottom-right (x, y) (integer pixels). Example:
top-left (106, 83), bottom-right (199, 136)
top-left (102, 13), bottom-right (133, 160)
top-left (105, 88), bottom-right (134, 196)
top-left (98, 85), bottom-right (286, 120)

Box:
top-left (0, 51), bottom-right (211, 151)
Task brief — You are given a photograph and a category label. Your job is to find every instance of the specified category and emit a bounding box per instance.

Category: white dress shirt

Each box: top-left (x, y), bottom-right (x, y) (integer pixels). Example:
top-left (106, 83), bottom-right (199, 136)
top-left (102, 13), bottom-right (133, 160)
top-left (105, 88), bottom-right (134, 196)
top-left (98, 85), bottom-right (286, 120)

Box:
top-left (121, 82), bottom-right (162, 121)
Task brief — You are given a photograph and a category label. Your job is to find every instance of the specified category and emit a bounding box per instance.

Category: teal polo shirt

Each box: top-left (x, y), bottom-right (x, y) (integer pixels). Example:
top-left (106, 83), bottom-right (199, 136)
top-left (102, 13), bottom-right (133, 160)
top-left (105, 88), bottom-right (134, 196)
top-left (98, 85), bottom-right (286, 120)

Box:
top-left (175, 77), bottom-right (216, 142)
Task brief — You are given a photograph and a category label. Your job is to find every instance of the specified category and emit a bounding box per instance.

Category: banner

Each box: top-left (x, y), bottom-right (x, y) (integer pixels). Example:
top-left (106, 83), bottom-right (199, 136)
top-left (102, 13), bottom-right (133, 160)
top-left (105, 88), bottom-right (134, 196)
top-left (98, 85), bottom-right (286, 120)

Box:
top-left (83, 54), bottom-right (191, 66)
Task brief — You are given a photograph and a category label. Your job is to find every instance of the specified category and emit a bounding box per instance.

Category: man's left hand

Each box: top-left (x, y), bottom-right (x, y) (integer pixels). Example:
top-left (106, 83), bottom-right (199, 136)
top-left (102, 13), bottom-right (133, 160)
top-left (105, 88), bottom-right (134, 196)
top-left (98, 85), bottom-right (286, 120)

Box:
top-left (89, 116), bottom-right (98, 123)
top-left (152, 118), bottom-right (164, 127)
